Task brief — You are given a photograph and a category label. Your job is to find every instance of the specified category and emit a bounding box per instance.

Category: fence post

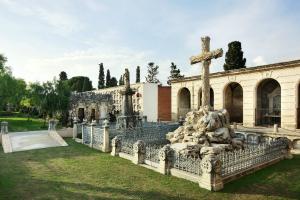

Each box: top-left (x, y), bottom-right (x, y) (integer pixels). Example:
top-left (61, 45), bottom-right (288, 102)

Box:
top-left (48, 119), bottom-right (57, 131)
top-left (81, 119), bottom-right (87, 144)
top-left (102, 119), bottom-right (110, 152)
top-left (158, 144), bottom-right (172, 174)
top-left (111, 136), bottom-right (121, 156)
top-left (90, 120), bottom-right (96, 148)
top-left (73, 117), bottom-right (78, 139)
top-left (198, 147), bottom-right (223, 191)
top-left (132, 140), bottom-right (145, 164)
top-left (1, 121), bottom-right (8, 134)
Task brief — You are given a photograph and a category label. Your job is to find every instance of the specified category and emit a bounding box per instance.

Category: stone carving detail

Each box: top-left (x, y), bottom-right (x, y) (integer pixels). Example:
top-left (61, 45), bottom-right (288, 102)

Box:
top-left (167, 106), bottom-right (243, 156)
top-left (112, 136), bottom-right (121, 148)
top-left (133, 140), bottom-right (145, 154)
top-left (168, 36), bottom-right (244, 157)
top-left (159, 144), bottom-right (172, 161)
top-left (117, 68), bottom-right (140, 129)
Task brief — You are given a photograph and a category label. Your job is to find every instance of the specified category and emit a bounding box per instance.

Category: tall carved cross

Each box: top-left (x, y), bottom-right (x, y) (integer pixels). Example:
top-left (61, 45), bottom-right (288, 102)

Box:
top-left (190, 36), bottom-right (223, 108)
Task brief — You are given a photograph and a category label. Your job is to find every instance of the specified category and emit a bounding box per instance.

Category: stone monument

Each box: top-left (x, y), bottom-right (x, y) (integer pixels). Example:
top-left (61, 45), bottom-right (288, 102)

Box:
top-left (167, 36), bottom-right (244, 156)
top-left (117, 69), bottom-right (140, 129)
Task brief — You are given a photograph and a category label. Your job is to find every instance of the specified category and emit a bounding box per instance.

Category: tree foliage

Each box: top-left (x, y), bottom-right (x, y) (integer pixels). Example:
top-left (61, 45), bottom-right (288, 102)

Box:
top-left (59, 71), bottom-right (68, 81)
top-left (68, 76), bottom-right (93, 92)
top-left (106, 69), bottom-right (111, 87)
top-left (119, 75), bottom-right (124, 85)
top-left (98, 63), bottom-right (105, 89)
top-left (0, 54), bottom-right (7, 73)
top-left (136, 66), bottom-right (140, 83)
top-left (110, 77), bottom-right (118, 87)
top-left (145, 62), bottom-right (160, 83)
top-left (167, 62), bottom-right (184, 85)
top-left (223, 41), bottom-right (246, 71)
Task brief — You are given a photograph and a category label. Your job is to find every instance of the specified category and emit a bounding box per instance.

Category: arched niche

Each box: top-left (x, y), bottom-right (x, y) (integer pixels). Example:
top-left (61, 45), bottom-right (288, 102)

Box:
top-left (224, 82), bottom-right (243, 123)
top-left (256, 78), bottom-right (281, 127)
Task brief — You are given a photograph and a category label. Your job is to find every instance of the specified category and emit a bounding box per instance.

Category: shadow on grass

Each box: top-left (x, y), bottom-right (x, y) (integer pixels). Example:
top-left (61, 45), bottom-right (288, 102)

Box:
top-left (1, 138), bottom-right (300, 199)
top-left (220, 155), bottom-right (300, 199)
top-left (2, 178), bottom-right (198, 200)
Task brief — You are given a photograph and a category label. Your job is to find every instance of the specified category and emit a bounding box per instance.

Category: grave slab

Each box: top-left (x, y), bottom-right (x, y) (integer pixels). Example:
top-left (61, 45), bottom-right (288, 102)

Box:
top-left (2, 130), bottom-right (68, 153)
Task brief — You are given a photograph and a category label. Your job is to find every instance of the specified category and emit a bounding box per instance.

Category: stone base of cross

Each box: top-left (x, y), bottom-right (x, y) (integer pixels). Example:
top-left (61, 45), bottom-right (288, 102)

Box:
top-left (190, 36), bottom-right (223, 110)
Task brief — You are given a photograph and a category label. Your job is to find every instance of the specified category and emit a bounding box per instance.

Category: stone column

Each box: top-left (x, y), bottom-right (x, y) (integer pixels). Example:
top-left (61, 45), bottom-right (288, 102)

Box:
top-left (158, 144), bottom-right (172, 175)
top-left (73, 117), bottom-right (78, 139)
top-left (201, 37), bottom-right (211, 108)
top-left (48, 119), bottom-right (57, 131)
top-left (198, 147), bottom-right (223, 191)
top-left (1, 121), bottom-right (8, 134)
top-left (90, 120), bottom-right (96, 148)
top-left (81, 119), bottom-right (87, 144)
top-left (111, 136), bottom-right (121, 156)
top-left (132, 140), bottom-right (145, 164)
top-left (102, 119), bottom-right (110, 152)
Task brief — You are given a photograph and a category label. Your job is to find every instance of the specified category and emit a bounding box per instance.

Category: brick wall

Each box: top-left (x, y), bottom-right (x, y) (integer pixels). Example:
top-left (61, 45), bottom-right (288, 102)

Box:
top-left (158, 86), bottom-right (171, 121)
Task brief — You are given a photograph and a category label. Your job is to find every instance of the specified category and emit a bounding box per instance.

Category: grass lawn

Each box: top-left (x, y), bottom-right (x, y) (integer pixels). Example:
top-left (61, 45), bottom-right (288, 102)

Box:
top-left (0, 139), bottom-right (299, 200)
top-left (0, 117), bottom-right (47, 132)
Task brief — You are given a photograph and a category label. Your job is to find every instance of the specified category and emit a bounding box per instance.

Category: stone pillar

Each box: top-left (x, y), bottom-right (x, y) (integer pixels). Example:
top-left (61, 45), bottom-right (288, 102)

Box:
top-left (132, 140), bottom-right (145, 164)
top-left (1, 121), bottom-right (8, 134)
top-left (158, 144), bottom-right (172, 174)
top-left (102, 119), bottom-right (110, 152)
top-left (73, 117), bottom-right (78, 139)
top-left (274, 124), bottom-right (278, 133)
top-left (111, 136), bottom-right (121, 156)
top-left (48, 119), bottom-right (57, 131)
top-left (81, 119), bottom-right (87, 144)
top-left (198, 147), bottom-right (223, 191)
top-left (90, 120), bottom-right (96, 148)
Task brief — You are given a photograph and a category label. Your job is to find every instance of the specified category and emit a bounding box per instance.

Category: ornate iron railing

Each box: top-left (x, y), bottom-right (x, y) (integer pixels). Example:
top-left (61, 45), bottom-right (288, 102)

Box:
top-left (172, 152), bottom-right (202, 176)
top-left (145, 144), bottom-right (163, 164)
top-left (218, 140), bottom-right (287, 177)
top-left (93, 127), bottom-right (104, 146)
top-left (120, 139), bottom-right (134, 156)
top-left (82, 125), bottom-right (90, 144)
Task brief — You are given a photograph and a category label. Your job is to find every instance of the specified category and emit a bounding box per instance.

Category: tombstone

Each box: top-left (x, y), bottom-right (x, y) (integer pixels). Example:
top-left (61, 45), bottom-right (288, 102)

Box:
top-left (117, 69), bottom-right (140, 129)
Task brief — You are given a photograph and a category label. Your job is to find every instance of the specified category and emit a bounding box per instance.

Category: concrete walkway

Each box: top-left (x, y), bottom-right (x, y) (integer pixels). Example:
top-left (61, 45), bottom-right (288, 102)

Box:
top-left (2, 130), bottom-right (68, 153)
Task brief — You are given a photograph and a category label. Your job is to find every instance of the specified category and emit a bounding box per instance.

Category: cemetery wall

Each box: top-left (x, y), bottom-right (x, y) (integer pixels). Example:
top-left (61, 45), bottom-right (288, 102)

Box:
top-left (171, 59), bottom-right (300, 130)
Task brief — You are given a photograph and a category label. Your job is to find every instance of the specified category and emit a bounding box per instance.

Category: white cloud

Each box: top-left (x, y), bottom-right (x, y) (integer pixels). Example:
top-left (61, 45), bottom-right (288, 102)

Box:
top-left (18, 45), bottom-right (155, 88)
top-left (253, 56), bottom-right (266, 66)
top-left (0, 0), bottom-right (82, 35)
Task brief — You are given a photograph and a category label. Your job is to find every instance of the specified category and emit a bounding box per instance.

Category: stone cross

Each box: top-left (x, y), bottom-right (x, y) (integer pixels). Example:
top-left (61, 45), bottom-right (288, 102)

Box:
top-left (190, 36), bottom-right (223, 108)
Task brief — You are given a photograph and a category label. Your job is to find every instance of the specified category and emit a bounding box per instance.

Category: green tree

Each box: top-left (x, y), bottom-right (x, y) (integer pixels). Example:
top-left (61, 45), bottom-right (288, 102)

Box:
top-left (59, 71), bottom-right (68, 81)
top-left (56, 80), bottom-right (71, 126)
top-left (119, 75), bottom-right (124, 85)
top-left (223, 41), bottom-right (246, 71)
top-left (110, 77), bottom-right (118, 87)
top-left (68, 76), bottom-right (93, 92)
top-left (145, 62), bottom-right (160, 83)
top-left (167, 62), bottom-right (184, 85)
top-left (0, 54), bottom-right (7, 73)
top-left (98, 63), bottom-right (105, 89)
top-left (106, 69), bottom-right (111, 87)
top-left (136, 66), bottom-right (140, 83)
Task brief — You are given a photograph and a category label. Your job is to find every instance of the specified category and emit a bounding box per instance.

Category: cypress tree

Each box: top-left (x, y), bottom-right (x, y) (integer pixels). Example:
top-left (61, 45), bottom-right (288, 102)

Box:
top-left (119, 75), bottom-right (124, 85)
top-left (106, 69), bottom-right (111, 87)
top-left (136, 66), bottom-right (140, 83)
top-left (98, 63), bottom-right (105, 89)
top-left (223, 41), bottom-right (246, 71)
top-left (145, 62), bottom-right (160, 83)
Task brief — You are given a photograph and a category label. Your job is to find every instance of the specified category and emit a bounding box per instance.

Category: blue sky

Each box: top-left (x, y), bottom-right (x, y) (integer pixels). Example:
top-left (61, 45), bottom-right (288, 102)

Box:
top-left (0, 0), bottom-right (300, 87)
